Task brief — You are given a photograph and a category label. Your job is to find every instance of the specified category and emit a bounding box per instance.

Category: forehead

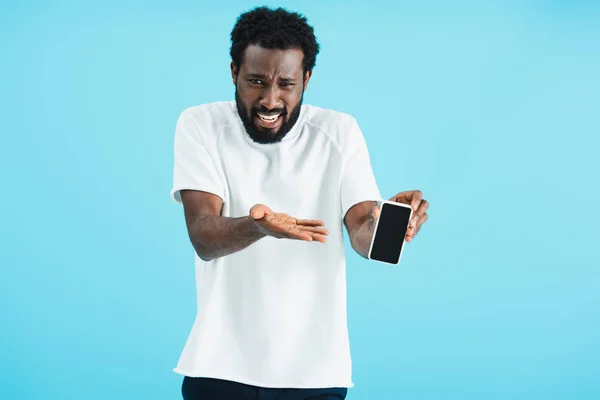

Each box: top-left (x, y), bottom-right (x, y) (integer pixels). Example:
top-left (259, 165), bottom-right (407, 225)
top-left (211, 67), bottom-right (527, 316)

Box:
top-left (241, 44), bottom-right (304, 77)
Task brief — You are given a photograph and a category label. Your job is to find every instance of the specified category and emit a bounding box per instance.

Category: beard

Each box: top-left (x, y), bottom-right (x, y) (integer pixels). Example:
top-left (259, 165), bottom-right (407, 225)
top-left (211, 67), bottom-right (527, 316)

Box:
top-left (235, 88), bottom-right (303, 144)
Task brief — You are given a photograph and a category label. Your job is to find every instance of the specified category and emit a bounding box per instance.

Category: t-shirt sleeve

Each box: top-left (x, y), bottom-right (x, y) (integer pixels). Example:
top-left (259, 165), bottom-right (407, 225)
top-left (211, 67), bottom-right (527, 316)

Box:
top-left (170, 108), bottom-right (225, 204)
top-left (340, 118), bottom-right (381, 218)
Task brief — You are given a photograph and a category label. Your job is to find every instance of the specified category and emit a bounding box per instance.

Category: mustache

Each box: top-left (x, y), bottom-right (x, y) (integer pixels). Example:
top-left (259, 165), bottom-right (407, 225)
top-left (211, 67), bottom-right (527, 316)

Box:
top-left (252, 107), bottom-right (287, 117)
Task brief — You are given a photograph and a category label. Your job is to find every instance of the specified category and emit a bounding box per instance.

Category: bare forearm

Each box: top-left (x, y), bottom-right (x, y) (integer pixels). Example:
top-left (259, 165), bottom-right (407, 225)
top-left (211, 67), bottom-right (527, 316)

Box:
top-left (188, 215), bottom-right (266, 261)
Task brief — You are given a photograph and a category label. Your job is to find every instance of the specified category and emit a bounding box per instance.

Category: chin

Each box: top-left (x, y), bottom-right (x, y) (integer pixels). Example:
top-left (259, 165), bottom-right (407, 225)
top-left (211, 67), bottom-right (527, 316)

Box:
top-left (255, 126), bottom-right (280, 135)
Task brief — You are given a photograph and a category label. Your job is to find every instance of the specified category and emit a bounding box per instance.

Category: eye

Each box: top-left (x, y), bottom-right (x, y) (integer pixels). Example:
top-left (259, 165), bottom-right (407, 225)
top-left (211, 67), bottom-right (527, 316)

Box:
top-left (249, 79), bottom-right (263, 85)
top-left (280, 82), bottom-right (294, 87)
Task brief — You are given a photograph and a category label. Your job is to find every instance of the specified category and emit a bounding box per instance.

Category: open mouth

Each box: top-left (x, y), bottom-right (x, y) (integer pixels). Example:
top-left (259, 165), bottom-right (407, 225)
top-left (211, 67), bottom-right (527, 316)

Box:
top-left (254, 112), bottom-right (284, 129)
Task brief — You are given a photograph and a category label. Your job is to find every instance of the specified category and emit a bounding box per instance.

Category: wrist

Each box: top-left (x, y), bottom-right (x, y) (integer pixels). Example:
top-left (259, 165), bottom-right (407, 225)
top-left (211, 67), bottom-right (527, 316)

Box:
top-left (246, 215), bottom-right (268, 237)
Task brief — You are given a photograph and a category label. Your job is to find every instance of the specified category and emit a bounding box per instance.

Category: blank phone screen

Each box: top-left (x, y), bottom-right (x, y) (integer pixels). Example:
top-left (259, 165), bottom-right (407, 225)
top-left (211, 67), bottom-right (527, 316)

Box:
top-left (370, 203), bottom-right (412, 264)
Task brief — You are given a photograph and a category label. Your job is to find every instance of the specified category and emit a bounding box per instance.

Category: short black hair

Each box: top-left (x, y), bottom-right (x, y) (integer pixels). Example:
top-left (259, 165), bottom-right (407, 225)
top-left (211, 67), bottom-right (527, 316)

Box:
top-left (230, 7), bottom-right (320, 74)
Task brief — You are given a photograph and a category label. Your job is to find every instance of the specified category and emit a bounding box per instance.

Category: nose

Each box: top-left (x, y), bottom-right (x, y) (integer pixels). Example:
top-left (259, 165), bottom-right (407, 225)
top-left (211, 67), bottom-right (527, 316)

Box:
top-left (259, 85), bottom-right (283, 111)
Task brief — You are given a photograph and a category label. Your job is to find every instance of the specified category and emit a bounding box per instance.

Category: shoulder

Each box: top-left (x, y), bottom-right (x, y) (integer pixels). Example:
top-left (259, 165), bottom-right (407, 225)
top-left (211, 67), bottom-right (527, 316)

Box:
top-left (304, 104), bottom-right (357, 133)
top-left (177, 101), bottom-right (238, 137)
top-left (303, 104), bottom-right (364, 153)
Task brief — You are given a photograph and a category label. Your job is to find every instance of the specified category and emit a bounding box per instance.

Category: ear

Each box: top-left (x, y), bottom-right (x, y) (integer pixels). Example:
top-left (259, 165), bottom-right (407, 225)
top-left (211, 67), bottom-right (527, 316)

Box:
top-left (303, 70), bottom-right (312, 91)
top-left (230, 61), bottom-right (238, 85)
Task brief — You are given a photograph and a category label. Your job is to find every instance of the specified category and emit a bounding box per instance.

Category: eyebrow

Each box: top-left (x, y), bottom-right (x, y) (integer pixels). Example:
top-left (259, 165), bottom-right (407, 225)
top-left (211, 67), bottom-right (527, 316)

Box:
top-left (247, 73), bottom-right (296, 82)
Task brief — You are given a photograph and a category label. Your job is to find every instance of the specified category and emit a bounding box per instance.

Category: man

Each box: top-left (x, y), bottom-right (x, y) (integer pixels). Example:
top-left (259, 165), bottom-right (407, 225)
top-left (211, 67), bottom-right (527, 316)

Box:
top-left (170, 6), bottom-right (429, 400)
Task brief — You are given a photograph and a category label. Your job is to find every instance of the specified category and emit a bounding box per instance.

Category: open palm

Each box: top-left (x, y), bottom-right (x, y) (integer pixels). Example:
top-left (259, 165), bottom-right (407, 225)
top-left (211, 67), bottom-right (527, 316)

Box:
top-left (250, 204), bottom-right (328, 243)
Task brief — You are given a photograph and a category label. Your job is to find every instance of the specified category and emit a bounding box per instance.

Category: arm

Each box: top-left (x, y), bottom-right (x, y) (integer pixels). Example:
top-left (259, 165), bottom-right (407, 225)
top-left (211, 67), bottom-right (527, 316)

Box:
top-left (344, 200), bottom-right (379, 259)
top-left (181, 190), bottom-right (266, 262)
top-left (181, 190), bottom-right (329, 262)
top-left (344, 192), bottom-right (430, 259)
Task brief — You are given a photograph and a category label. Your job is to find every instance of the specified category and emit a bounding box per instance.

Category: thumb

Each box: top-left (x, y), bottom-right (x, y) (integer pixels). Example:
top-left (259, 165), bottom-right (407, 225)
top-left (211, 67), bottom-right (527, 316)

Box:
top-left (249, 204), bottom-right (272, 219)
top-left (372, 205), bottom-right (381, 219)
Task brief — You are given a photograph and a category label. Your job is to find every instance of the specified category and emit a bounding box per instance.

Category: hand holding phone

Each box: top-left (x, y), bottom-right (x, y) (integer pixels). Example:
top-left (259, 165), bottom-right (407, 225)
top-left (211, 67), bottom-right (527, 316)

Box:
top-left (368, 200), bottom-right (413, 265)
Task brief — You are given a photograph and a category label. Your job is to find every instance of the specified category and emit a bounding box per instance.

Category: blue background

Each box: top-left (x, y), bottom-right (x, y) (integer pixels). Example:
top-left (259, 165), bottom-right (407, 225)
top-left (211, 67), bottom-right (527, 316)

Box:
top-left (1, 0), bottom-right (599, 399)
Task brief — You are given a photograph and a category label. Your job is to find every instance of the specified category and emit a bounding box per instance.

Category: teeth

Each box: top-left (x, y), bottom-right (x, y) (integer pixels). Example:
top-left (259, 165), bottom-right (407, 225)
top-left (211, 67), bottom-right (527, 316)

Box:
top-left (257, 113), bottom-right (280, 122)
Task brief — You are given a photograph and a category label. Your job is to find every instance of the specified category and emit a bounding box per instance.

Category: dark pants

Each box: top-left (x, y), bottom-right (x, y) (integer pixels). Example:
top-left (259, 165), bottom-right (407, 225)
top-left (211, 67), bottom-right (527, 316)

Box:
top-left (182, 376), bottom-right (348, 400)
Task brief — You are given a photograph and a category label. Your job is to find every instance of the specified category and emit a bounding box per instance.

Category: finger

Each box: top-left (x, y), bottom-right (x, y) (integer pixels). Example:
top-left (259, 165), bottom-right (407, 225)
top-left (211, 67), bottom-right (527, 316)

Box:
top-left (291, 225), bottom-right (329, 238)
top-left (280, 224), bottom-right (314, 242)
top-left (406, 219), bottom-right (417, 238)
top-left (416, 213), bottom-right (428, 230)
top-left (296, 219), bottom-right (325, 227)
top-left (407, 221), bottom-right (419, 237)
top-left (249, 204), bottom-right (272, 219)
top-left (372, 205), bottom-right (381, 219)
top-left (411, 190), bottom-right (423, 212)
top-left (406, 226), bottom-right (417, 241)
top-left (408, 200), bottom-right (428, 228)
top-left (298, 226), bottom-right (329, 236)
top-left (410, 215), bottom-right (419, 229)
top-left (391, 191), bottom-right (411, 204)
top-left (311, 233), bottom-right (328, 243)
top-left (407, 213), bottom-right (428, 240)
top-left (285, 230), bottom-right (314, 242)
top-left (415, 200), bottom-right (429, 217)
top-left (284, 226), bottom-right (329, 242)
top-left (250, 208), bottom-right (265, 219)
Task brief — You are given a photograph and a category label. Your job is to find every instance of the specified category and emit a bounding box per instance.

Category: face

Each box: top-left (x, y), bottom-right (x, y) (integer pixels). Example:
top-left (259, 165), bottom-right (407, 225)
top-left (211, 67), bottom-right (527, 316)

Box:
top-left (232, 44), bottom-right (312, 144)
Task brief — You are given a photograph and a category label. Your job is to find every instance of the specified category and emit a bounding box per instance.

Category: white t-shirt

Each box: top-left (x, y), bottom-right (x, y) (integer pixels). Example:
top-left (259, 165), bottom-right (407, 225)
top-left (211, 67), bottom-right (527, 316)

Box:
top-left (170, 101), bottom-right (380, 388)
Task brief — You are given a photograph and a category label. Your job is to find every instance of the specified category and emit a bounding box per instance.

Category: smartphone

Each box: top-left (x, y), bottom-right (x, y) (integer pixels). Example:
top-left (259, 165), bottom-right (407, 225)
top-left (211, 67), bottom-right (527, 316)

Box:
top-left (368, 200), bottom-right (414, 265)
